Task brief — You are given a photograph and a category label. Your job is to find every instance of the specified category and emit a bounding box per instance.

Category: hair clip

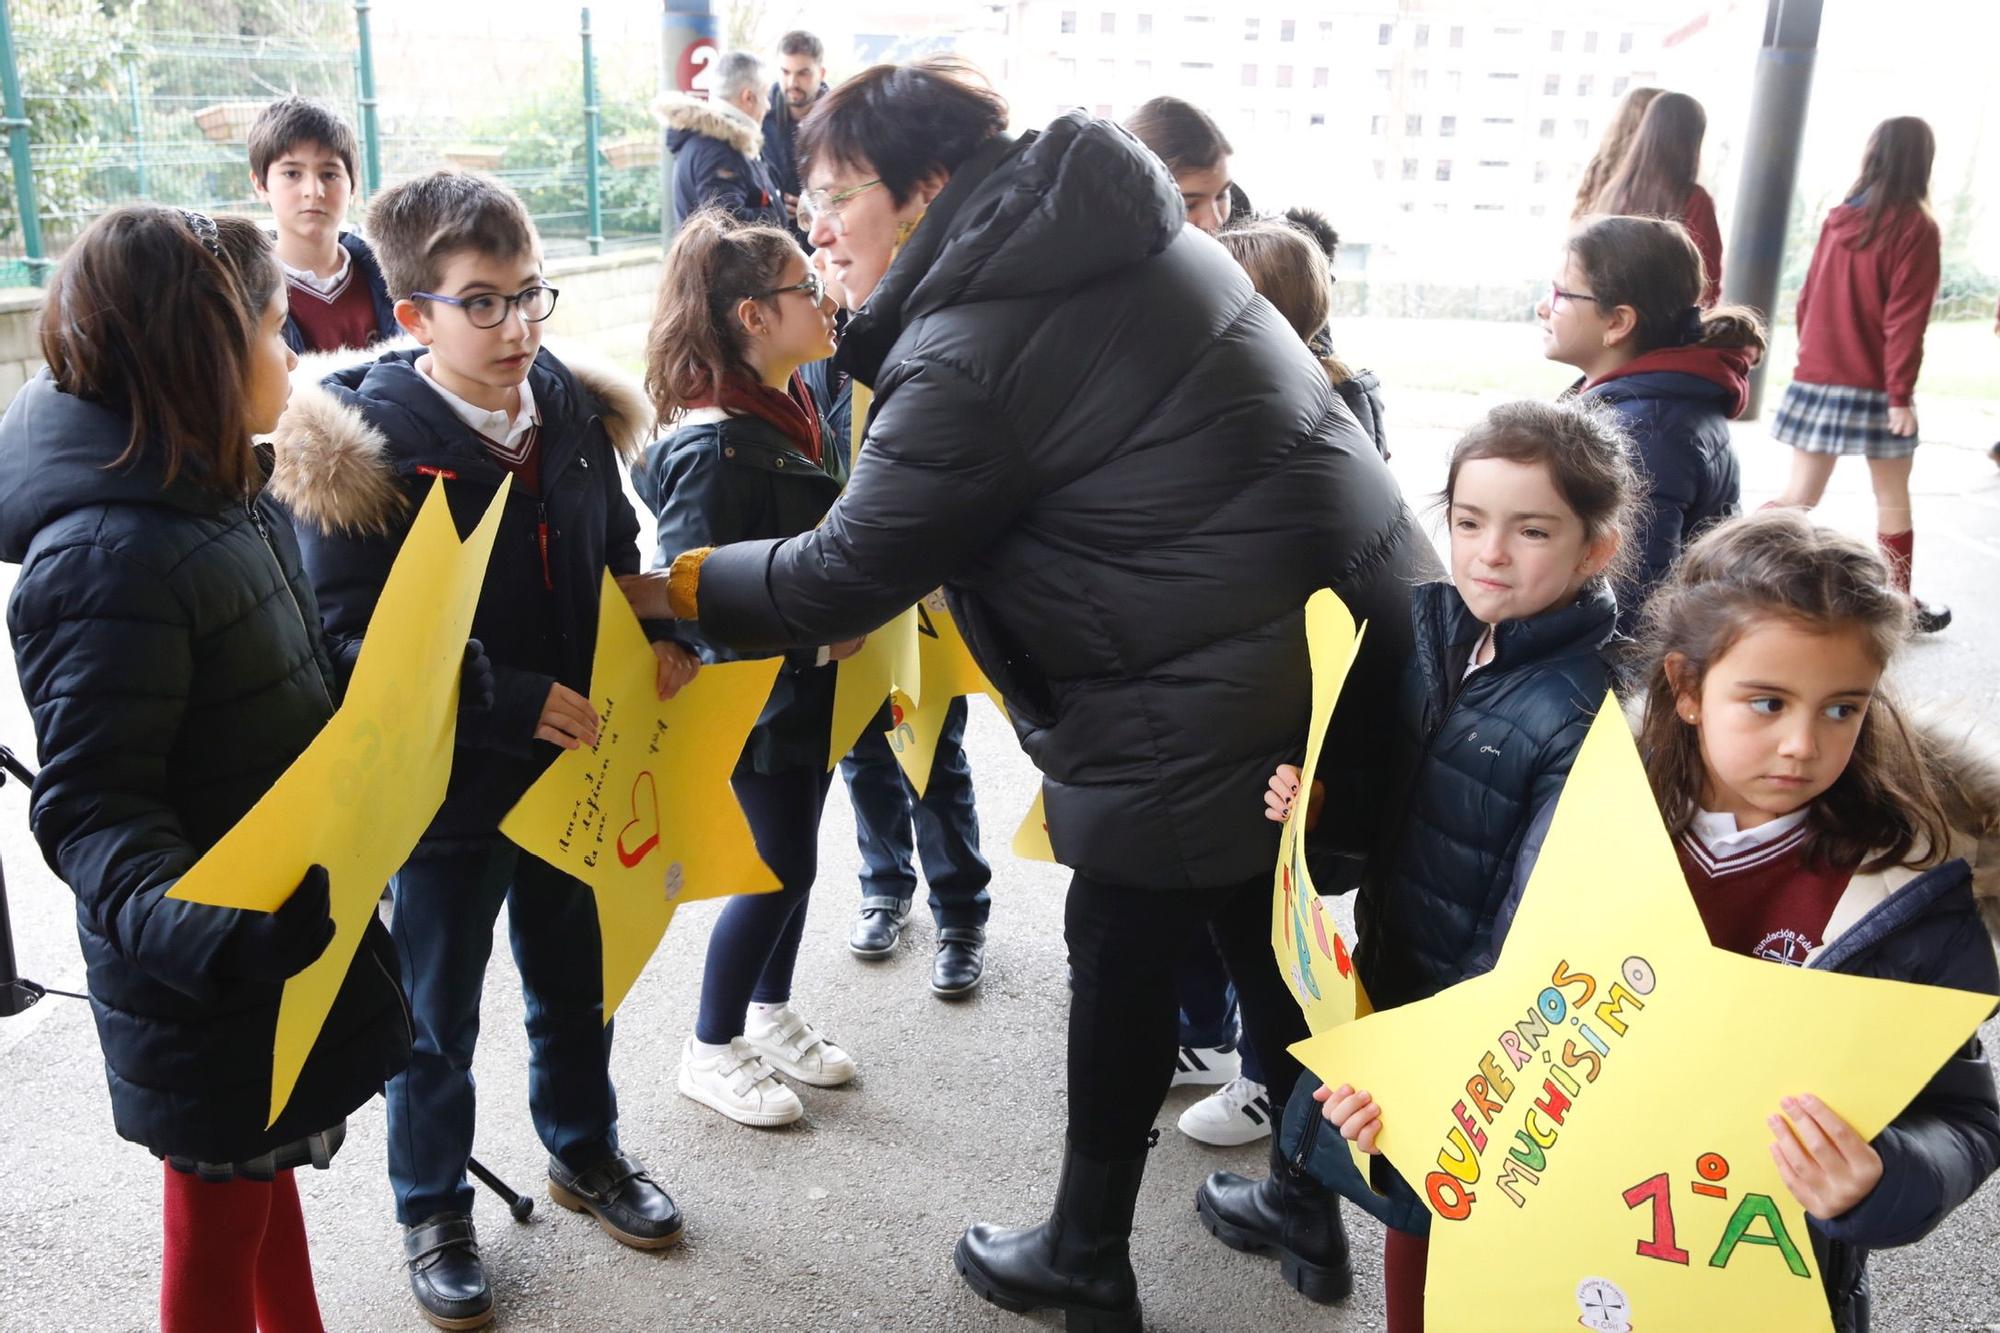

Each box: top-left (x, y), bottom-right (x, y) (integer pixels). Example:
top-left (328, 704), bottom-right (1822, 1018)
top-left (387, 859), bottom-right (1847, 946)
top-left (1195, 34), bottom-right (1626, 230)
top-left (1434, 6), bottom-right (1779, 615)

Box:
top-left (177, 208), bottom-right (224, 260)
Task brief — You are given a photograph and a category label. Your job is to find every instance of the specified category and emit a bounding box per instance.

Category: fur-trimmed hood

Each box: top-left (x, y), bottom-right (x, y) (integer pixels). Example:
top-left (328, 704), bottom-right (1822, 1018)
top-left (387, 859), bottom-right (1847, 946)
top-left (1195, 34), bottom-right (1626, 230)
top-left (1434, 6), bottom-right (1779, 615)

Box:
top-left (651, 92), bottom-right (763, 158)
top-left (269, 337), bottom-right (652, 538)
top-left (1916, 706), bottom-right (2000, 923)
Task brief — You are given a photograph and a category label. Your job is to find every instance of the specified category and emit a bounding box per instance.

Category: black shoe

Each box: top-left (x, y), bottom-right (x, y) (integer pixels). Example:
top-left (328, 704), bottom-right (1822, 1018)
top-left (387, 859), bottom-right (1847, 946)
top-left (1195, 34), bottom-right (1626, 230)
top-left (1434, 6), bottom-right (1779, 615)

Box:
top-left (1913, 598), bottom-right (1952, 635)
top-left (932, 926), bottom-right (986, 998)
top-left (548, 1151), bottom-right (686, 1250)
top-left (1194, 1134), bottom-right (1354, 1305)
top-left (849, 896), bottom-right (911, 959)
top-left (403, 1213), bottom-right (493, 1330)
top-left (954, 1144), bottom-right (1145, 1332)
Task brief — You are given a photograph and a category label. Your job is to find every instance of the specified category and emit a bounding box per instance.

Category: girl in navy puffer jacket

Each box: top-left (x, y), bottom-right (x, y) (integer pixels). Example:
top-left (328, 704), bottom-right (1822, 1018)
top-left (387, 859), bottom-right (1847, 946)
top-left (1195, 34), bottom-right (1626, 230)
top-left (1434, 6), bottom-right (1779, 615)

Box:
top-left (1264, 399), bottom-right (1640, 1333)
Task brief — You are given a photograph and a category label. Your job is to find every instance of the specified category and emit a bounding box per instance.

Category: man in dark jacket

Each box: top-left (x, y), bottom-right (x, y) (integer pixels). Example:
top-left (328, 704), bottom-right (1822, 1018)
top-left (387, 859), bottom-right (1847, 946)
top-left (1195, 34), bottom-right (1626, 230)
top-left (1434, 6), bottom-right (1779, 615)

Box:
top-left (762, 30), bottom-right (830, 245)
top-left (622, 63), bottom-right (1432, 1329)
top-left (655, 51), bottom-right (788, 231)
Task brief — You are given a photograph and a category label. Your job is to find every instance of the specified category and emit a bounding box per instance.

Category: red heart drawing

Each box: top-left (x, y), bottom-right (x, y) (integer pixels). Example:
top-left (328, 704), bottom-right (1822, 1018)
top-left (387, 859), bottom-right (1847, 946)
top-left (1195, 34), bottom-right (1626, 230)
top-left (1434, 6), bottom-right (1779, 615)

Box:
top-left (616, 771), bottom-right (661, 868)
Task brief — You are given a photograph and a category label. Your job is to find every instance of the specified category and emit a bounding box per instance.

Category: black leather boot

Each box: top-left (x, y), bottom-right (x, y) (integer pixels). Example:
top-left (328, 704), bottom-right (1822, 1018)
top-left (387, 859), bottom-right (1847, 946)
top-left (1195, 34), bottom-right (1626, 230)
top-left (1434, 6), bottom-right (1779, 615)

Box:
top-left (1195, 1134), bottom-right (1353, 1304)
top-left (954, 1144), bottom-right (1146, 1332)
top-left (931, 926), bottom-right (986, 998)
top-left (403, 1213), bottom-right (493, 1329)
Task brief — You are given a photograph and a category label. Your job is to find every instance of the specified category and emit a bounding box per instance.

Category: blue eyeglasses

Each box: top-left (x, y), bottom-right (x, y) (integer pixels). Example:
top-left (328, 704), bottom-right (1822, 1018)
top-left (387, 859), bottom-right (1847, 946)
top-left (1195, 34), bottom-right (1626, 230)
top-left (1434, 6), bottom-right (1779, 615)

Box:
top-left (411, 284), bottom-right (560, 329)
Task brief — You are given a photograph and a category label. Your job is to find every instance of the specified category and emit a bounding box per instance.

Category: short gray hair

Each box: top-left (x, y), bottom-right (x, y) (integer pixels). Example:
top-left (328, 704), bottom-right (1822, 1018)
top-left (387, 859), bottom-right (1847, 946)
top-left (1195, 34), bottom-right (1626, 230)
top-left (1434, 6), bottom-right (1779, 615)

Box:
top-left (713, 50), bottom-right (765, 103)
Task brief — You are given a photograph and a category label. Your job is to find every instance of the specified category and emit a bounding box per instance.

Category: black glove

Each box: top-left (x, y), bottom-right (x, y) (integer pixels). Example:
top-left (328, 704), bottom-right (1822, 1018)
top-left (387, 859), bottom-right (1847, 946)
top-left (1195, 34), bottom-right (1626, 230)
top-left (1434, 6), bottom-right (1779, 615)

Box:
top-left (214, 864), bottom-right (336, 983)
top-left (460, 638), bottom-right (495, 714)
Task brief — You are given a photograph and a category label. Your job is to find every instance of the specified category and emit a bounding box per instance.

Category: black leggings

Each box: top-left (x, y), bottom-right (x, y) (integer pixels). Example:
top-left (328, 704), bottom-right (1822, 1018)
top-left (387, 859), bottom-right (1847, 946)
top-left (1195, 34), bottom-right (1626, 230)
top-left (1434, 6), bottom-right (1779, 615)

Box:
top-left (1065, 870), bottom-right (1309, 1160)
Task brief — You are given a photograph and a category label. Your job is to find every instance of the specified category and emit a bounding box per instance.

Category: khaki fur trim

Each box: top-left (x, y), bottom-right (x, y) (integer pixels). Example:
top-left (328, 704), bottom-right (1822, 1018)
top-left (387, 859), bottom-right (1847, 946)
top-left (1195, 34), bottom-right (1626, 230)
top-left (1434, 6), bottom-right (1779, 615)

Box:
top-left (651, 92), bottom-right (763, 159)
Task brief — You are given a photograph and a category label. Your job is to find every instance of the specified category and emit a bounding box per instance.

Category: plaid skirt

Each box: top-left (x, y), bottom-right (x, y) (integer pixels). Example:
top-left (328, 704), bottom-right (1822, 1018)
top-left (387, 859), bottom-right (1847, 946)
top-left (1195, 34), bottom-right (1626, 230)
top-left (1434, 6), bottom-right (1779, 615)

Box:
top-left (1771, 381), bottom-right (1917, 459)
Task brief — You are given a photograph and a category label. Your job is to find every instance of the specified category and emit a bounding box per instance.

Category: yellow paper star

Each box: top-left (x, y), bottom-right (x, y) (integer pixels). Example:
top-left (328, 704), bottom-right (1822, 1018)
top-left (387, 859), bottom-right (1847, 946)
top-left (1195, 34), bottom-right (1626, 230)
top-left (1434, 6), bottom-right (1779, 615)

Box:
top-left (883, 592), bottom-right (1006, 797)
top-left (169, 478), bottom-right (507, 1125)
top-left (1293, 700), bottom-right (1995, 1332)
top-left (501, 571), bottom-right (782, 1019)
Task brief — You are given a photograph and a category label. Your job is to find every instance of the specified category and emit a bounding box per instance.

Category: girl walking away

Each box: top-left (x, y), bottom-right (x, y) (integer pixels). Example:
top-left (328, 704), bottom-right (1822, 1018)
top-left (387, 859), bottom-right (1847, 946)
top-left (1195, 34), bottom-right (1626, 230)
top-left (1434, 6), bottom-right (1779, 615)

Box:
top-left (0, 206), bottom-right (410, 1331)
top-left (1258, 400), bottom-right (1638, 1333)
top-left (639, 210), bottom-right (859, 1128)
top-left (1771, 118), bottom-right (1951, 634)
top-left (1539, 213), bottom-right (1767, 634)
top-left (1591, 92), bottom-right (1724, 307)
top-left (1327, 510), bottom-right (2000, 1333)
top-left (1573, 86), bottom-right (1663, 221)
top-left (1222, 215), bottom-right (1389, 460)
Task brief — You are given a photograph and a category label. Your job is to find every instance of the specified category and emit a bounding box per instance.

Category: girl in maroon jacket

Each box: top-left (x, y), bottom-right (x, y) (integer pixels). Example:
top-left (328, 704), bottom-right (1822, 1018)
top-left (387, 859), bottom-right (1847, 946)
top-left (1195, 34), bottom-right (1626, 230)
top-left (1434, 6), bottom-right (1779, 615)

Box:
top-left (1771, 117), bottom-right (1948, 634)
top-left (1591, 92), bottom-right (1724, 307)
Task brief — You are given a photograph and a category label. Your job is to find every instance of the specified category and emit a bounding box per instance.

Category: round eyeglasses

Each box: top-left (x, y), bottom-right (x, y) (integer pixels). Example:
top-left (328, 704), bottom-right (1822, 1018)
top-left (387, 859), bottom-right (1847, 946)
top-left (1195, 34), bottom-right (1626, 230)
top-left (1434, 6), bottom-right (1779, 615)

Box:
top-left (411, 284), bottom-right (560, 329)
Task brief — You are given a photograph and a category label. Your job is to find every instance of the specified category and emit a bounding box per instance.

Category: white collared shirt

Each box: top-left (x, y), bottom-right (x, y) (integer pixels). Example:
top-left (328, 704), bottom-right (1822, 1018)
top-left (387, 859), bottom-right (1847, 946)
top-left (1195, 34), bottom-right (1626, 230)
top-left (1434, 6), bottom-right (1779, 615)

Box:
top-left (282, 246), bottom-right (352, 297)
top-left (415, 356), bottom-right (539, 453)
top-left (1688, 806), bottom-right (1811, 857)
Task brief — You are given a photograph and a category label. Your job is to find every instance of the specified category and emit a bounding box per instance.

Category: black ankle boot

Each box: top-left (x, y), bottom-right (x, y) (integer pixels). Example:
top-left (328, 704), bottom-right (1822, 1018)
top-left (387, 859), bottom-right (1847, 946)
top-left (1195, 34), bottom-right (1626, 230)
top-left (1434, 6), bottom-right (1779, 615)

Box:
top-left (954, 1144), bottom-right (1146, 1332)
top-left (1195, 1134), bottom-right (1353, 1305)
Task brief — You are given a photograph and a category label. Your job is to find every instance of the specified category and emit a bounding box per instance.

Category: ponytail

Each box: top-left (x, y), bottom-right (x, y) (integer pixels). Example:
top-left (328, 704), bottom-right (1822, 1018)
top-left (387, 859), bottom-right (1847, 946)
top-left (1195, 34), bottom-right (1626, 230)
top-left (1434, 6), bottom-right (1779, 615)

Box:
top-left (644, 208), bottom-right (798, 421)
top-left (1568, 214), bottom-right (1767, 360)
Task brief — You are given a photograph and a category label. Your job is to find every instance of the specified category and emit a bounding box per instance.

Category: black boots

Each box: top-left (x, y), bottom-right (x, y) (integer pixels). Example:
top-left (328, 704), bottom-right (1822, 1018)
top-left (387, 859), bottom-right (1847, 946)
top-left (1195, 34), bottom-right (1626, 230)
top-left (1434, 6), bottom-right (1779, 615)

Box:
top-left (1195, 1135), bottom-right (1354, 1305)
top-left (403, 1213), bottom-right (492, 1330)
top-left (955, 1145), bottom-right (1146, 1332)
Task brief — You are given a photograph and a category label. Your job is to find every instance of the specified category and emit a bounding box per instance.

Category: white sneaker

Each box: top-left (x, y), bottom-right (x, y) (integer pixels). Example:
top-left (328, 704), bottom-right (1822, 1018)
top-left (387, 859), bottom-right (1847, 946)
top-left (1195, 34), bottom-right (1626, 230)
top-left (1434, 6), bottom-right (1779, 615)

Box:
top-left (677, 1037), bottom-right (804, 1127)
top-left (1178, 1078), bottom-right (1276, 1147)
top-left (744, 1004), bottom-right (856, 1088)
top-left (1170, 1041), bottom-right (1242, 1087)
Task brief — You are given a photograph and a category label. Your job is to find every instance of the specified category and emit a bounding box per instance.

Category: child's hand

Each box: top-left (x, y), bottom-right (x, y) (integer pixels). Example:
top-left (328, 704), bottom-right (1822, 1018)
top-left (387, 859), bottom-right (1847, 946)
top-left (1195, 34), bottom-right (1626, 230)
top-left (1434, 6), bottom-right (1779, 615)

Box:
top-left (1769, 1093), bottom-right (1883, 1220)
top-left (1314, 1082), bottom-right (1384, 1155)
top-left (537, 683), bottom-right (601, 750)
top-left (653, 641), bottom-right (700, 701)
top-left (1887, 405), bottom-right (1918, 438)
top-left (1265, 764), bottom-right (1303, 823)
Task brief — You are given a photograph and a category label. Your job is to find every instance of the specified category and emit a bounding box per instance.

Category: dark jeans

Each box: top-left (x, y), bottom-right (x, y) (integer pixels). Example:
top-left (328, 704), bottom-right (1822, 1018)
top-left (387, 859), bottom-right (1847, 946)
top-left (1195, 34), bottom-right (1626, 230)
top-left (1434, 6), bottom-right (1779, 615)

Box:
top-left (1175, 940), bottom-right (1268, 1085)
top-left (839, 695), bottom-right (992, 930)
top-left (693, 766), bottom-right (836, 1045)
top-left (1066, 870), bottom-right (1308, 1160)
top-left (385, 841), bottom-right (616, 1225)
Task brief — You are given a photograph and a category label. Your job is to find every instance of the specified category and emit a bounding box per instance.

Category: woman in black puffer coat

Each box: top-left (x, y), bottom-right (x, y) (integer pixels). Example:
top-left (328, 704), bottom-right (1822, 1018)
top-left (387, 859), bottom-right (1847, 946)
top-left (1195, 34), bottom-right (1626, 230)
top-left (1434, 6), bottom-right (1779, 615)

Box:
top-left (0, 208), bottom-right (408, 1331)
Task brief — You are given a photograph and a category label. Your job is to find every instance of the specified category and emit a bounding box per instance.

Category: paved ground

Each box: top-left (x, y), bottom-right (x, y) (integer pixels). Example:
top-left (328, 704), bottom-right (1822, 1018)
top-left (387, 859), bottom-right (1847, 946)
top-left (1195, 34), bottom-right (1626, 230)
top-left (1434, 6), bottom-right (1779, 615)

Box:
top-left (0, 385), bottom-right (1995, 1332)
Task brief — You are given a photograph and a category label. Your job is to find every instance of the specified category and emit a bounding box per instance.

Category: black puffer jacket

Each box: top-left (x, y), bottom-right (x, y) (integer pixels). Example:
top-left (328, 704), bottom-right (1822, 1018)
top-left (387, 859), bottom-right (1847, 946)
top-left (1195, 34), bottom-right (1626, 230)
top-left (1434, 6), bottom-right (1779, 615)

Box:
top-left (0, 372), bottom-right (410, 1160)
top-left (636, 409), bottom-right (842, 775)
top-left (270, 343), bottom-right (653, 850)
top-left (1354, 578), bottom-right (1618, 1012)
top-left (694, 113), bottom-right (1430, 890)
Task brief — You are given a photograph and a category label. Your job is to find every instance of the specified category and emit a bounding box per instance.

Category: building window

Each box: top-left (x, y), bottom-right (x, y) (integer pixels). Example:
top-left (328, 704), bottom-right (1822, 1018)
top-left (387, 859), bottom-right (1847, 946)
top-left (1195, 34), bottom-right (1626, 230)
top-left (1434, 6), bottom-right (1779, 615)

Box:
top-left (1487, 70), bottom-right (1520, 80)
top-left (1473, 203), bottom-right (1505, 212)
top-left (1410, 68), bottom-right (1429, 90)
top-left (1619, 31), bottom-right (1634, 53)
top-left (1240, 109), bottom-right (1257, 130)
top-left (1277, 65), bottom-right (1293, 88)
top-left (1406, 114), bottom-right (1423, 134)
top-left (1370, 114), bottom-right (1387, 135)
top-left (1550, 28), bottom-right (1565, 51)
top-left (1281, 18), bottom-right (1295, 41)
top-left (1244, 16), bottom-right (1259, 40)
top-left (1274, 110), bottom-right (1291, 131)
top-left (1478, 158), bottom-right (1509, 168)
top-left (1446, 69), bottom-right (1463, 91)
top-left (1436, 159), bottom-right (1452, 181)
top-left (1578, 74), bottom-right (1594, 97)
top-left (1439, 114), bottom-right (1457, 136)
top-left (1313, 66), bottom-right (1329, 87)
top-left (1309, 111), bottom-right (1326, 127)
top-left (1134, 59), bottom-right (1151, 76)
top-left (1181, 60), bottom-right (1214, 73)
top-left (1450, 24), bottom-right (1465, 47)
top-left (1242, 63), bottom-right (1259, 86)
top-left (1539, 118), bottom-right (1556, 138)
top-left (1481, 115), bottom-right (1512, 126)
top-left (1060, 10), bottom-right (1076, 35)
top-left (1101, 12), bottom-right (1115, 34)
top-left (1402, 158), bottom-right (1419, 180)
top-left (1574, 118), bottom-right (1590, 138)
top-left (1319, 19), bottom-right (1333, 37)
top-left (1373, 159), bottom-right (1387, 180)
top-left (1400, 201), bottom-right (1416, 213)
top-left (1376, 68), bottom-right (1393, 90)
top-left (1378, 22), bottom-right (1393, 44)
top-left (1530, 203), bottom-right (1548, 217)
top-left (1533, 161), bottom-right (1549, 183)
top-left (1137, 13), bottom-right (1153, 35)
top-left (1612, 75), bottom-right (1629, 96)
top-left (1059, 57), bottom-right (1077, 77)
top-left (1544, 73), bottom-right (1560, 95)
top-left (1583, 30), bottom-right (1598, 53)
top-left (1414, 23), bottom-right (1430, 47)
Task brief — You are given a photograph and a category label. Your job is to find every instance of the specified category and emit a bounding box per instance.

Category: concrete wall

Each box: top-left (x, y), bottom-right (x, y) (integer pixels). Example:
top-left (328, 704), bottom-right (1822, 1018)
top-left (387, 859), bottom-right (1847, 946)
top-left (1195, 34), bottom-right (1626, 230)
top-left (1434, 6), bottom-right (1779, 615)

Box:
top-left (0, 246), bottom-right (663, 418)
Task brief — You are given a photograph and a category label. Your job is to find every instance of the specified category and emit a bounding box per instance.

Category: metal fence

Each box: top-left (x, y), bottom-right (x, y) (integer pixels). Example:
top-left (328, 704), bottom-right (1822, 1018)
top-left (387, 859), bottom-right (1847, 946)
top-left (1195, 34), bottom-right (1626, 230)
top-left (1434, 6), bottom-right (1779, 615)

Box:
top-left (0, 3), bottom-right (658, 288)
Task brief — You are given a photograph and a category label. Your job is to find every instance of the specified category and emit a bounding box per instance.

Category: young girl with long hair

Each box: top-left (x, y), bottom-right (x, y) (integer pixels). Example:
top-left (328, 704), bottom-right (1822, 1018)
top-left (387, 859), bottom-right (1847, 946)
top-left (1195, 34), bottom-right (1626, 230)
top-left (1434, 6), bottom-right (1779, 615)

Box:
top-left (1539, 213), bottom-right (1766, 631)
top-left (1250, 400), bottom-right (1638, 1331)
top-left (1325, 509), bottom-right (2000, 1333)
top-left (1771, 117), bottom-right (1950, 634)
top-left (1573, 85), bottom-right (1663, 221)
top-left (1593, 92), bottom-right (1724, 306)
top-left (639, 209), bottom-right (860, 1128)
top-left (0, 205), bottom-right (410, 1331)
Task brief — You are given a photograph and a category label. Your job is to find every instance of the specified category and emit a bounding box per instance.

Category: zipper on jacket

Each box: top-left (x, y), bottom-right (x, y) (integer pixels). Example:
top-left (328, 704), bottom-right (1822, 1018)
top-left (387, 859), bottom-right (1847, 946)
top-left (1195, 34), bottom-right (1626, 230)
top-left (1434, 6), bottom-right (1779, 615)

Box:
top-left (535, 502), bottom-right (553, 591)
top-left (248, 502), bottom-right (336, 710)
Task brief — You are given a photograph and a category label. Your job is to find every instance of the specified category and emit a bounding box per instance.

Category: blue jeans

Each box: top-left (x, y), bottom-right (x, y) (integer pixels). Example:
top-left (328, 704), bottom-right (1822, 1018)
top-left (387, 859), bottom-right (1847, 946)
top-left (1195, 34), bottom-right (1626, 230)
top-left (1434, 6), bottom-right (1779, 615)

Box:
top-left (1176, 938), bottom-right (1266, 1085)
top-left (838, 695), bottom-right (992, 930)
top-left (385, 842), bottom-right (617, 1225)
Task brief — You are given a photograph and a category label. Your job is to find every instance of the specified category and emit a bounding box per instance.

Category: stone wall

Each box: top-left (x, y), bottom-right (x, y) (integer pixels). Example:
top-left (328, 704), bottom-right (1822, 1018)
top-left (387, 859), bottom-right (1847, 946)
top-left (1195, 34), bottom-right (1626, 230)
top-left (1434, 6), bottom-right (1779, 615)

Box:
top-left (0, 245), bottom-right (663, 417)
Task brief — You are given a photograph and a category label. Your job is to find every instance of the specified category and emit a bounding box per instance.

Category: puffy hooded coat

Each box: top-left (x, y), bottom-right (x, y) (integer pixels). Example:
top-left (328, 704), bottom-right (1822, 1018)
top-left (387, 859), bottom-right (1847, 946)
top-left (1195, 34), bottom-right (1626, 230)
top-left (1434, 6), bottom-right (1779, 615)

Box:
top-left (0, 372), bottom-right (410, 1160)
top-left (654, 92), bottom-right (788, 230)
top-left (691, 113), bottom-right (1433, 891)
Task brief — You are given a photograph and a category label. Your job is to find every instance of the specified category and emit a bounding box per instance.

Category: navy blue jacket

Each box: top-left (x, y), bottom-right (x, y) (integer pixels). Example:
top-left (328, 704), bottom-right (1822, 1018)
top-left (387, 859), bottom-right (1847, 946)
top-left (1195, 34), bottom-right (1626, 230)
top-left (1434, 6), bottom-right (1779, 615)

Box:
top-left (762, 81), bottom-right (828, 243)
top-left (1349, 578), bottom-right (1619, 1012)
top-left (270, 345), bottom-right (653, 850)
top-left (656, 94), bottom-right (787, 230)
top-left (280, 231), bottom-right (399, 355)
top-left (1577, 345), bottom-right (1748, 635)
top-left (0, 372), bottom-right (409, 1160)
top-left (635, 409), bottom-right (841, 775)
top-left (1496, 807), bottom-right (2000, 1333)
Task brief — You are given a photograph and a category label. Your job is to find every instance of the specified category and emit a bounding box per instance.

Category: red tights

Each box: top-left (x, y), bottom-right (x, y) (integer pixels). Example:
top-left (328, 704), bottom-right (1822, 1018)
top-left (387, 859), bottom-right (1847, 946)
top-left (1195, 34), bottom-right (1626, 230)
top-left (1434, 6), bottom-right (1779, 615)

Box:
top-left (160, 1164), bottom-right (324, 1333)
top-left (1384, 1224), bottom-right (1430, 1333)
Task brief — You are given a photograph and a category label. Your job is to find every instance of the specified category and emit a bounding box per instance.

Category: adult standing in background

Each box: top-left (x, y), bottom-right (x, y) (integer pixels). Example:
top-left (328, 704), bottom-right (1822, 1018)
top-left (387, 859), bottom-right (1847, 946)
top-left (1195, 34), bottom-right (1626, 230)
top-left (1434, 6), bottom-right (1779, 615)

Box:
top-left (620, 59), bottom-right (1431, 1330)
top-left (1590, 92), bottom-right (1724, 307)
top-left (655, 51), bottom-right (788, 230)
top-left (763, 30), bottom-right (831, 245)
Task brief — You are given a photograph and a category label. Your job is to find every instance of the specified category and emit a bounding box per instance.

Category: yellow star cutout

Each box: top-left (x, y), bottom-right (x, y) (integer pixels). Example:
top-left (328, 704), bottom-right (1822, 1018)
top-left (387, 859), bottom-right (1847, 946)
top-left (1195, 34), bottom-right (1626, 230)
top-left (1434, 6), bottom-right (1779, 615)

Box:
top-left (883, 592), bottom-right (1006, 797)
top-left (170, 478), bottom-right (507, 1125)
top-left (1293, 699), bottom-right (1994, 1331)
top-left (501, 571), bottom-right (782, 1019)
